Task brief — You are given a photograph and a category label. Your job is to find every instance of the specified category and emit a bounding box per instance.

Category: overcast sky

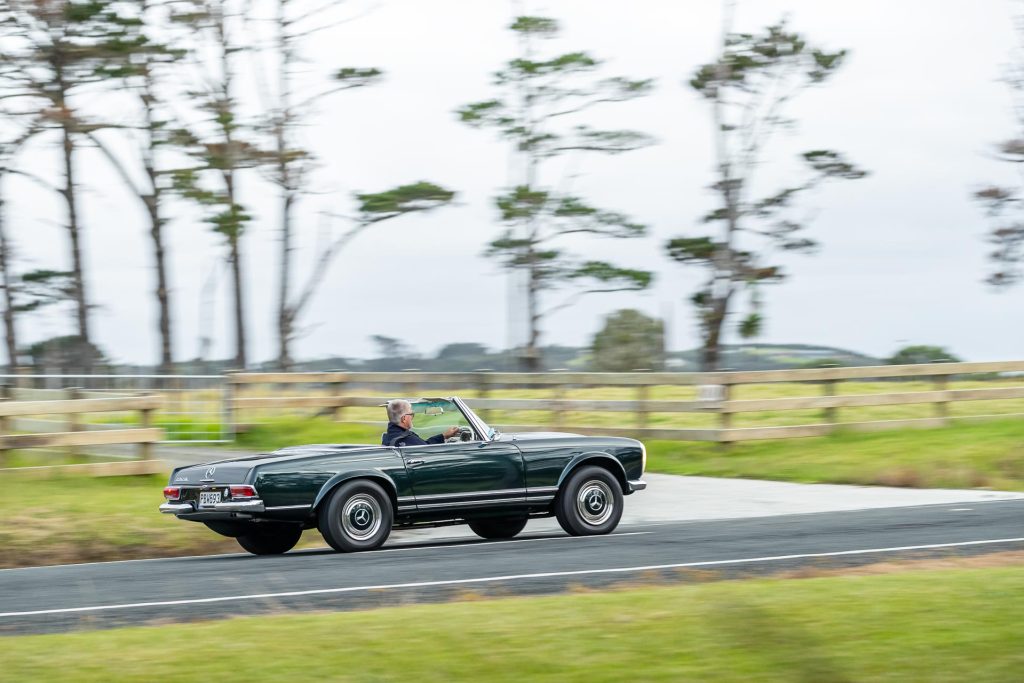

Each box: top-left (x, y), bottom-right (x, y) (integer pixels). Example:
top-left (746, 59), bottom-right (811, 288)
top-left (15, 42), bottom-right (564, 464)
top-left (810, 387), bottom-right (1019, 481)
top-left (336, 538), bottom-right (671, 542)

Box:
top-left (6, 0), bottom-right (1023, 365)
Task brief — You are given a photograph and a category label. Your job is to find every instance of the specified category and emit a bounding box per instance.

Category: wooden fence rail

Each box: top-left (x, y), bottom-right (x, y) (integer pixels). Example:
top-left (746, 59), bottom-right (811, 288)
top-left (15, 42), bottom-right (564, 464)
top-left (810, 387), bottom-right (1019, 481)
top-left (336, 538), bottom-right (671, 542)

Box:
top-left (225, 361), bottom-right (1024, 443)
top-left (0, 391), bottom-right (164, 470)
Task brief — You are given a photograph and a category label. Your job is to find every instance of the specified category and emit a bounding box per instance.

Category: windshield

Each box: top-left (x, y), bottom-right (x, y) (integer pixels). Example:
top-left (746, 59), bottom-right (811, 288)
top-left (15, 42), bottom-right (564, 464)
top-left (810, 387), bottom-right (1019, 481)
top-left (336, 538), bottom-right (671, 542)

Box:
top-left (408, 398), bottom-right (472, 440)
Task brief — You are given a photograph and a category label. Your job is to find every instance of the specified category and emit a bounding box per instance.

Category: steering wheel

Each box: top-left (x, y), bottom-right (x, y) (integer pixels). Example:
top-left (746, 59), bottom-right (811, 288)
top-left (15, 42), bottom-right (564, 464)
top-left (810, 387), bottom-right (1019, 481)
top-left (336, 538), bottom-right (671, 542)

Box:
top-left (445, 426), bottom-right (474, 443)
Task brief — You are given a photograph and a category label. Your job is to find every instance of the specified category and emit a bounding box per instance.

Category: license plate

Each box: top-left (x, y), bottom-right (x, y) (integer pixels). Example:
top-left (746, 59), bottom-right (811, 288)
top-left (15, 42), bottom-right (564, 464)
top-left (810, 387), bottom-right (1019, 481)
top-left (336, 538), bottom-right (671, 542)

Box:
top-left (199, 491), bottom-right (222, 506)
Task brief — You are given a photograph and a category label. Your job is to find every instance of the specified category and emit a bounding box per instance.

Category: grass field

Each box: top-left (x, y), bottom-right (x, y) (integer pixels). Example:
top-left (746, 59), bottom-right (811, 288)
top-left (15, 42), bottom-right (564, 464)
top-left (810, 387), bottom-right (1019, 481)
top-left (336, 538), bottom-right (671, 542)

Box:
top-left (3, 566), bottom-right (1023, 681)
top-left (0, 474), bottom-right (328, 568)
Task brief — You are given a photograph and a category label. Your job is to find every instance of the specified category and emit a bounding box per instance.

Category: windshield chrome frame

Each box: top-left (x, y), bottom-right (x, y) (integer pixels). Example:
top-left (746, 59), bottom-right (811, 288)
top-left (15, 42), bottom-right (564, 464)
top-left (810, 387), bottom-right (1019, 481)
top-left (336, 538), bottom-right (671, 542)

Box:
top-left (451, 396), bottom-right (494, 441)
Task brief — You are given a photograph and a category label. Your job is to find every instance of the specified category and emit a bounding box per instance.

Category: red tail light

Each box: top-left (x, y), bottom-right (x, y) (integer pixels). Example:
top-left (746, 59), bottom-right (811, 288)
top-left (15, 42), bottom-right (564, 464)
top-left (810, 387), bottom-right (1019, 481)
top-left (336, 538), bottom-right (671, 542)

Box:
top-left (229, 485), bottom-right (257, 498)
top-left (163, 486), bottom-right (181, 500)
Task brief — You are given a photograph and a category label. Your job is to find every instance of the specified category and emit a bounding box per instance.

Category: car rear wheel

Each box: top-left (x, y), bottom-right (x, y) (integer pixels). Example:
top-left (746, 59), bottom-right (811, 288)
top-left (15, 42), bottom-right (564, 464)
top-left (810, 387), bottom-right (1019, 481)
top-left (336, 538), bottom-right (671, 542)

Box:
top-left (319, 480), bottom-right (393, 552)
top-left (235, 523), bottom-right (303, 555)
top-left (555, 465), bottom-right (623, 536)
top-left (468, 515), bottom-right (528, 540)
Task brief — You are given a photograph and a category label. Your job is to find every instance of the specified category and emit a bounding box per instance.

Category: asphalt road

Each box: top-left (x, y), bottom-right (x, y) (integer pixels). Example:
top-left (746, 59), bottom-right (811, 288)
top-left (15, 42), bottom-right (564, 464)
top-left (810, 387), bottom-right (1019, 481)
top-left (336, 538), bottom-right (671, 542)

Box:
top-left (2, 499), bottom-right (1022, 634)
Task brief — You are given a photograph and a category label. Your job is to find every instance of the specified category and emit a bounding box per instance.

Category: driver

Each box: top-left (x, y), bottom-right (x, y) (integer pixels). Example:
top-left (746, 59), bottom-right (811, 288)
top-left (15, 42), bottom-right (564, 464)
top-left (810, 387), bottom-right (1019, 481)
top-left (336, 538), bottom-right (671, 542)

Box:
top-left (383, 399), bottom-right (461, 447)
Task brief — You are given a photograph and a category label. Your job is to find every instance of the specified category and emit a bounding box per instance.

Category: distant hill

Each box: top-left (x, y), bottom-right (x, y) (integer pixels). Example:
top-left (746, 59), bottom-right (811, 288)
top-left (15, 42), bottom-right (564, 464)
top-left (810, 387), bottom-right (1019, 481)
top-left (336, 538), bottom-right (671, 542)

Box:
top-left (669, 344), bottom-right (883, 371)
top-left (99, 343), bottom-right (885, 374)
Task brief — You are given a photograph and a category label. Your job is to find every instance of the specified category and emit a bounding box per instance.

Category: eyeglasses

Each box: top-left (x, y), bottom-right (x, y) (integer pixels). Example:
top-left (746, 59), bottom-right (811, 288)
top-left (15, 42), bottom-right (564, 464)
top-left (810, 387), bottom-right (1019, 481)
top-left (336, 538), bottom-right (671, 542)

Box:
top-left (402, 412), bottom-right (414, 418)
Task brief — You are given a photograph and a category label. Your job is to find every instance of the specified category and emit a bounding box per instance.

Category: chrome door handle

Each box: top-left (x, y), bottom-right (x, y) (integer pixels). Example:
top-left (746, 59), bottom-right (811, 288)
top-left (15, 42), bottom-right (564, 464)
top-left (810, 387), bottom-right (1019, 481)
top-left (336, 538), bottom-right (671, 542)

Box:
top-left (406, 459), bottom-right (425, 467)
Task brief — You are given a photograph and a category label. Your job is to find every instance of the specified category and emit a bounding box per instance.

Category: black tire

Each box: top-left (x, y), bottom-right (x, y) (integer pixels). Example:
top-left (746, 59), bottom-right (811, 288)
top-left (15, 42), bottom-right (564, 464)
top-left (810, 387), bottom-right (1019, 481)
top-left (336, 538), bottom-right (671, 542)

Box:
top-left (319, 480), bottom-right (393, 552)
top-left (235, 523), bottom-right (303, 555)
top-left (467, 516), bottom-right (528, 540)
top-left (555, 465), bottom-right (624, 536)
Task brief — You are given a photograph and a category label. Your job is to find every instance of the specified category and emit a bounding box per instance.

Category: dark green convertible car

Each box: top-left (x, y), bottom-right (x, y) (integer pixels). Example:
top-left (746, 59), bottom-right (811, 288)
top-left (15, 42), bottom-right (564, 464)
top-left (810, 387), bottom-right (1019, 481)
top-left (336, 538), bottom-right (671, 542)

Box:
top-left (160, 396), bottom-right (646, 555)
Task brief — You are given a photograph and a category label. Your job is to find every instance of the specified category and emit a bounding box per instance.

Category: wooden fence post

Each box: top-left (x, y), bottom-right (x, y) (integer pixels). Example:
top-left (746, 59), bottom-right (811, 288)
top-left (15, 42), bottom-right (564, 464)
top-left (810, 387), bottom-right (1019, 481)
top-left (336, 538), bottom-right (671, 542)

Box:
top-left (332, 376), bottom-right (347, 422)
top-left (636, 382), bottom-right (649, 432)
top-left (67, 387), bottom-right (82, 460)
top-left (821, 364), bottom-right (839, 425)
top-left (0, 383), bottom-right (9, 467)
top-left (934, 371), bottom-right (949, 425)
top-left (140, 395), bottom-right (155, 460)
top-left (717, 380), bottom-right (732, 449)
top-left (223, 374), bottom-right (237, 442)
top-left (475, 370), bottom-right (491, 424)
top-left (552, 374), bottom-right (566, 431)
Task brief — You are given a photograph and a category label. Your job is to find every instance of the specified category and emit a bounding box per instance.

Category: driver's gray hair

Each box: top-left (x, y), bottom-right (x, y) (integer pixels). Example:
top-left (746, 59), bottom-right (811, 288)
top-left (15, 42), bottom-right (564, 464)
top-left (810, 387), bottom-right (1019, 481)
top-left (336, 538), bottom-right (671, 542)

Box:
top-left (386, 399), bottom-right (412, 425)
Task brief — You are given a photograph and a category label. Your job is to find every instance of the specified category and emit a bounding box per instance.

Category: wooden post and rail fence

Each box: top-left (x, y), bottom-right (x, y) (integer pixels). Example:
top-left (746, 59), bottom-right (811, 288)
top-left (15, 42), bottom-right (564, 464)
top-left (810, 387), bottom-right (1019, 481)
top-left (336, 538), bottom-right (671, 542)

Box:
top-left (0, 360), bottom-right (1021, 478)
top-left (0, 390), bottom-right (165, 476)
top-left (225, 360), bottom-right (1024, 443)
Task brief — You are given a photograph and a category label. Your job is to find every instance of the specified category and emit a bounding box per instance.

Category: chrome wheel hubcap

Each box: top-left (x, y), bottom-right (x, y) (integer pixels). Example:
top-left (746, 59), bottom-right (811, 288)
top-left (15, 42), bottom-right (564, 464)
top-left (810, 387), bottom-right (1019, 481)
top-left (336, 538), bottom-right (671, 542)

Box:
top-left (342, 494), bottom-right (382, 541)
top-left (576, 480), bottom-right (613, 526)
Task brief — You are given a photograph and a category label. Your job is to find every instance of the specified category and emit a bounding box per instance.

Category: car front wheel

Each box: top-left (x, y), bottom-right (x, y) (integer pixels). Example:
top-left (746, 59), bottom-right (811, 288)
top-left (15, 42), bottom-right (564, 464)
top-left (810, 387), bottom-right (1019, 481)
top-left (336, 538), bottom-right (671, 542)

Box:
top-left (235, 523), bottom-right (303, 555)
top-left (468, 515), bottom-right (528, 540)
top-left (555, 465), bottom-right (623, 536)
top-left (319, 480), bottom-right (393, 552)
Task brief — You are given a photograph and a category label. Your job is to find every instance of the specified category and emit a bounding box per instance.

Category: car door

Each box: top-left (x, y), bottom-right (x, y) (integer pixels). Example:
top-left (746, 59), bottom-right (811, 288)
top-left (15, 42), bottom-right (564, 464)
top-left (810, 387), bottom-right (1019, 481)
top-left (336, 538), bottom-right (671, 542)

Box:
top-left (400, 440), bottom-right (526, 513)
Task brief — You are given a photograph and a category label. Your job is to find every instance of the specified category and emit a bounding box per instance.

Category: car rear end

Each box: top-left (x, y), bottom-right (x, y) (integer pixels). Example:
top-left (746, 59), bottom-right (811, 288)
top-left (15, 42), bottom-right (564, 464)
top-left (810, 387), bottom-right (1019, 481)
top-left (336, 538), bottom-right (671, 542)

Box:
top-left (160, 463), bottom-right (266, 519)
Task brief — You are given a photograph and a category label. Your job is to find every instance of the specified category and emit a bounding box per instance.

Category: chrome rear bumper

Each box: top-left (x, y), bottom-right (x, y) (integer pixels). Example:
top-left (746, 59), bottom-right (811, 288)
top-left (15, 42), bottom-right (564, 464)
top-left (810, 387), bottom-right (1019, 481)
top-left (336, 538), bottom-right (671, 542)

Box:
top-left (160, 499), bottom-right (266, 514)
top-left (628, 479), bottom-right (647, 492)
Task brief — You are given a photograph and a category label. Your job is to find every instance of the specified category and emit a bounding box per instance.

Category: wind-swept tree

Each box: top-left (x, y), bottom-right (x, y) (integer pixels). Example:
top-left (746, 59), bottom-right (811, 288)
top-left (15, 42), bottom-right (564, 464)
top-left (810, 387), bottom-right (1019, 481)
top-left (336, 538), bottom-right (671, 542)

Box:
top-left (973, 5), bottom-right (1024, 290)
top-left (87, 0), bottom-right (185, 374)
top-left (667, 5), bottom-right (867, 370)
top-left (458, 14), bottom-right (655, 371)
top-left (170, 0), bottom-right (263, 369)
top-left (260, 0), bottom-right (384, 370)
top-left (3, 0), bottom-right (142, 365)
top-left (277, 181), bottom-right (455, 355)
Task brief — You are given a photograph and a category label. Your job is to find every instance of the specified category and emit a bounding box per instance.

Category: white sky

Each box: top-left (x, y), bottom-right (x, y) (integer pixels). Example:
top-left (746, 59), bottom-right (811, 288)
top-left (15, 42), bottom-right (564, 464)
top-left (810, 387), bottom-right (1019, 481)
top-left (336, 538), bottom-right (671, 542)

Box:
top-left (6, 0), bottom-right (1024, 365)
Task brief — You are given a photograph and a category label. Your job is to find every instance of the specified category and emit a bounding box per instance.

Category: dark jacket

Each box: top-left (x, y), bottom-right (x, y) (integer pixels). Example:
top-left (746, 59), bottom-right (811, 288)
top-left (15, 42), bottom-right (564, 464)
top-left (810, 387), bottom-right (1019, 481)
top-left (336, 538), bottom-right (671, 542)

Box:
top-left (382, 422), bottom-right (446, 447)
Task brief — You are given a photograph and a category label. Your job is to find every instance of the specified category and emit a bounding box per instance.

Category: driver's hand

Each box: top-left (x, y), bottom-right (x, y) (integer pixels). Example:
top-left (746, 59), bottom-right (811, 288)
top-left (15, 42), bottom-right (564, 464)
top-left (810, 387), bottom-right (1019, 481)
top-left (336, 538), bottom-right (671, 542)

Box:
top-left (443, 426), bottom-right (461, 439)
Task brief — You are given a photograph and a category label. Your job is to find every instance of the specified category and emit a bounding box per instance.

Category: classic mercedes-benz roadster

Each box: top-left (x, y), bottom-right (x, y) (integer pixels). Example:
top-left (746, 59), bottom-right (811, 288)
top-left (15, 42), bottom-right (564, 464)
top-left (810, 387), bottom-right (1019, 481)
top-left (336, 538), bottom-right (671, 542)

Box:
top-left (160, 396), bottom-right (646, 555)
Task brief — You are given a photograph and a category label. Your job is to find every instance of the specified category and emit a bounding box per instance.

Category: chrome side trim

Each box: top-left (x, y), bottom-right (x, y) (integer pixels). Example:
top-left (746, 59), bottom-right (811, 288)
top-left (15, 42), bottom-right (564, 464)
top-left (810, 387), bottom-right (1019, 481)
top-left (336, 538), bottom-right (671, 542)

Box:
top-left (628, 479), bottom-right (647, 491)
top-left (527, 486), bottom-right (559, 494)
top-left (414, 488), bottom-right (525, 502)
top-left (159, 502), bottom-right (193, 514)
top-left (416, 497), bottom-right (526, 509)
top-left (264, 504), bottom-right (311, 511)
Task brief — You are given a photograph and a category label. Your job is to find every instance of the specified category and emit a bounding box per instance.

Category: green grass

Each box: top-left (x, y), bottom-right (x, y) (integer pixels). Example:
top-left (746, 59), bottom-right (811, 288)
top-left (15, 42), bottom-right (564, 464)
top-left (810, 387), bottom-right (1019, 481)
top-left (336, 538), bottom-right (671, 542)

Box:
top-left (3, 567), bottom-right (1023, 681)
top-left (646, 417), bottom-right (1024, 491)
top-left (0, 474), bottom-right (327, 568)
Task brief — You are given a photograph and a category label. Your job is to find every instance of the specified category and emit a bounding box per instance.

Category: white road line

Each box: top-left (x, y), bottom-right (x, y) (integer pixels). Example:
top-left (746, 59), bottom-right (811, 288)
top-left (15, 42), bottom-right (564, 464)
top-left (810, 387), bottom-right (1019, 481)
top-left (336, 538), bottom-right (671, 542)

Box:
top-left (2, 536), bottom-right (1022, 618)
top-left (371, 531), bottom-right (650, 554)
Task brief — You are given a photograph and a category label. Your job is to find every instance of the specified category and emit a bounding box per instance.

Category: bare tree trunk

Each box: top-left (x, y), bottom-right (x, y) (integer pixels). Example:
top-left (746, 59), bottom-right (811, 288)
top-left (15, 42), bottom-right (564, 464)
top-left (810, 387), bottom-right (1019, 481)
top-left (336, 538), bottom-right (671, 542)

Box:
top-left (142, 73), bottom-right (174, 374)
top-left (700, 294), bottom-right (731, 372)
top-left (227, 215), bottom-right (247, 369)
top-left (275, 0), bottom-right (295, 371)
top-left (276, 191), bottom-right (294, 370)
top-left (703, 10), bottom-right (738, 374)
top-left (523, 250), bottom-right (541, 372)
top-left (218, 10), bottom-right (246, 370)
top-left (61, 122), bottom-right (91, 351)
top-left (0, 175), bottom-right (17, 370)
